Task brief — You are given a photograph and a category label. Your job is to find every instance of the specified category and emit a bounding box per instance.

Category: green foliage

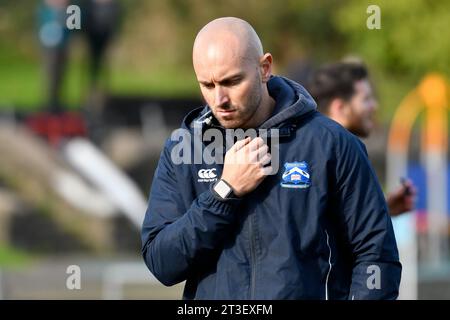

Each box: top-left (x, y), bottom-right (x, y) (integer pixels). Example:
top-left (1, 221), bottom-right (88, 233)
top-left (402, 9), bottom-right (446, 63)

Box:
top-left (335, 0), bottom-right (450, 76)
top-left (0, 244), bottom-right (33, 268)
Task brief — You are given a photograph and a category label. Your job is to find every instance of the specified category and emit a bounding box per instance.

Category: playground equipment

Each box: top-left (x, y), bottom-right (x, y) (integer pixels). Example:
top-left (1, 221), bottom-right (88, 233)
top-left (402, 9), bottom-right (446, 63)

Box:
top-left (387, 73), bottom-right (449, 299)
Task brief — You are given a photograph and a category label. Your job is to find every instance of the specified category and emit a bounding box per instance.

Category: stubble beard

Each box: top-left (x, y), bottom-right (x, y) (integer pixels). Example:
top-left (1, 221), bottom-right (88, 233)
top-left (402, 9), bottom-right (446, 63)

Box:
top-left (218, 84), bottom-right (263, 129)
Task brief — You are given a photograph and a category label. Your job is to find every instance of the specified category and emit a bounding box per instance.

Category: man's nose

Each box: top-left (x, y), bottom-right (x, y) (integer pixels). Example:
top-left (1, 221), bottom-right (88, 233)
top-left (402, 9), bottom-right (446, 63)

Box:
top-left (214, 86), bottom-right (229, 107)
top-left (367, 97), bottom-right (378, 112)
top-left (371, 98), bottom-right (379, 111)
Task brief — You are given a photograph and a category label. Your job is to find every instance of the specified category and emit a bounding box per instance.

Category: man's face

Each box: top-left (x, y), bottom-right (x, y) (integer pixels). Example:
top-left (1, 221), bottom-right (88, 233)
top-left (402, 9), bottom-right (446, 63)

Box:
top-left (343, 79), bottom-right (378, 138)
top-left (193, 45), bottom-right (264, 129)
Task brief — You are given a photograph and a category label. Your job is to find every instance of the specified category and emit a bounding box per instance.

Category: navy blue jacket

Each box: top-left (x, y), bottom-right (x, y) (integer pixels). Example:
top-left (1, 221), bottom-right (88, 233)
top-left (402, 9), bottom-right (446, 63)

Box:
top-left (141, 76), bottom-right (401, 299)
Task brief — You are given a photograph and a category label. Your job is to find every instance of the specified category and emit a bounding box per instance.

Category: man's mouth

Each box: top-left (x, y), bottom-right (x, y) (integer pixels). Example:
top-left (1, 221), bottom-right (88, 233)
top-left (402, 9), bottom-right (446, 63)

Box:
top-left (217, 109), bottom-right (236, 116)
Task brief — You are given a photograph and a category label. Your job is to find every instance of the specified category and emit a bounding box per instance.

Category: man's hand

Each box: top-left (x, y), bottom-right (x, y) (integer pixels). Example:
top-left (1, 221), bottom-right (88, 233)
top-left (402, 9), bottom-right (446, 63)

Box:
top-left (221, 137), bottom-right (272, 197)
top-left (387, 178), bottom-right (417, 216)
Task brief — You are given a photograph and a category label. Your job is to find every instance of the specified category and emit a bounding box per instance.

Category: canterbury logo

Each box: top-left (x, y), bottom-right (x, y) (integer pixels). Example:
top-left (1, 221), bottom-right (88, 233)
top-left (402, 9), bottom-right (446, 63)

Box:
top-left (198, 168), bottom-right (217, 179)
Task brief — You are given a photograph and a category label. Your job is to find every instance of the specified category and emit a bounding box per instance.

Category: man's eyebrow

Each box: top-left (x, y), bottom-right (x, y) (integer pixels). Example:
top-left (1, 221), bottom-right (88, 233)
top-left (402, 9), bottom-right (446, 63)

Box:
top-left (219, 73), bottom-right (244, 83)
top-left (198, 73), bottom-right (244, 85)
top-left (198, 79), bottom-right (213, 86)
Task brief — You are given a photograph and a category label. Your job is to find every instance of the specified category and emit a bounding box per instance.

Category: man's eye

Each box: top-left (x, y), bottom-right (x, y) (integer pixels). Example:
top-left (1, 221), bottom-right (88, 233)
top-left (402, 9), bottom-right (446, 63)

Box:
top-left (224, 79), bottom-right (241, 86)
top-left (202, 83), bottom-right (214, 89)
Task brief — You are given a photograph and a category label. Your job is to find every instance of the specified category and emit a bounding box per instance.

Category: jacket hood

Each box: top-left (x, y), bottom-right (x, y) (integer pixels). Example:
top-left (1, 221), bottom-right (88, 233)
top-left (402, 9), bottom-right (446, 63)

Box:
top-left (182, 75), bottom-right (317, 131)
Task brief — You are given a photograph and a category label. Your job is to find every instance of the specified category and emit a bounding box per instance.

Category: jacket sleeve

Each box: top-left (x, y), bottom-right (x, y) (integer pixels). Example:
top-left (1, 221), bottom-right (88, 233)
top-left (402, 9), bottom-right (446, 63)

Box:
top-left (141, 139), bottom-right (241, 286)
top-left (333, 134), bottom-right (402, 300)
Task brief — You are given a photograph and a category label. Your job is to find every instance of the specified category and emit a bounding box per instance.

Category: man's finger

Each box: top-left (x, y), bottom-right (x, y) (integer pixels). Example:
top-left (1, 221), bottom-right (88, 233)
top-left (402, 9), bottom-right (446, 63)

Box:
top-left (259, 153), bottom-right (271, 166)
top-left (250, 144), bottom-right (268, 162)
top-left (232, 137), bottom-right (251, 152)
top-left (260, 165), bottom-right (275, 176)
top-left (248, 137), bottom-right (264, 152)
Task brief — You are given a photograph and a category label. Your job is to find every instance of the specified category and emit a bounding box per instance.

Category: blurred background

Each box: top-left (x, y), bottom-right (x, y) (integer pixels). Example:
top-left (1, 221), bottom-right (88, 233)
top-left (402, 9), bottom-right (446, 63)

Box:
top-left (0, 0), bottom-right (449, 299)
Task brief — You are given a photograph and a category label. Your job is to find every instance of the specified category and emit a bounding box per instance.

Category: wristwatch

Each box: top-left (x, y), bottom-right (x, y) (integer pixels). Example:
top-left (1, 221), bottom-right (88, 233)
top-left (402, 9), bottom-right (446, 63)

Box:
top-left (213, 179), bottom-right (235, 200)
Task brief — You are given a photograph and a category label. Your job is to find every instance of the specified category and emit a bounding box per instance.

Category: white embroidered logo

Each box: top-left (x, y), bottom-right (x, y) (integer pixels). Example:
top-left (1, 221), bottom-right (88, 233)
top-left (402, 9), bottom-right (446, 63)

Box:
top-left (197, 168), bottom-right (218, 182)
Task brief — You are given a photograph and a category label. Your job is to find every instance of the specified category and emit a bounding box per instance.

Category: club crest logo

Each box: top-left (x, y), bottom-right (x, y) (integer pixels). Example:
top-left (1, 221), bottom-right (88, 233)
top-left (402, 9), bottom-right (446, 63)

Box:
top-left (281, 161), bottom-right (311, 189)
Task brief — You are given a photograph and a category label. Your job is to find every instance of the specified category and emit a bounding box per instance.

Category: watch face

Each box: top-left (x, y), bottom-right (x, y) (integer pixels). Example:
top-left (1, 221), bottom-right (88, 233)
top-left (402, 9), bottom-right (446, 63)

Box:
top-left (214, 180), bottom-right (232, 199)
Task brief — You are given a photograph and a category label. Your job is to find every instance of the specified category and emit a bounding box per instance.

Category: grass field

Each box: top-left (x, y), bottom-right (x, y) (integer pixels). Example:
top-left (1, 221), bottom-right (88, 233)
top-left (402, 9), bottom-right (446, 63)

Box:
top-left (0, 244), bottom-right (33, 268)
top-left (0, 44), bottom-right (200, 111)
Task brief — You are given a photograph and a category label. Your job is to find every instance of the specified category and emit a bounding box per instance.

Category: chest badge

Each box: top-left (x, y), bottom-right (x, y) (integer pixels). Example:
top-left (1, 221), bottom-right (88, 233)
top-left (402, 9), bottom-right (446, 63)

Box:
top-left (281, 161), bottom-right (311, 189)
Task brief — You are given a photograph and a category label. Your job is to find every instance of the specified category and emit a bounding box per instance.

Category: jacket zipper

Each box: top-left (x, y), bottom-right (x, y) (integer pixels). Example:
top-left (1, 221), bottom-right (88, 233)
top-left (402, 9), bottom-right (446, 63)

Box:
top-left (249, 213), bottom-right (257, 299)
top-left (325, 229), bottom-right (332, 300)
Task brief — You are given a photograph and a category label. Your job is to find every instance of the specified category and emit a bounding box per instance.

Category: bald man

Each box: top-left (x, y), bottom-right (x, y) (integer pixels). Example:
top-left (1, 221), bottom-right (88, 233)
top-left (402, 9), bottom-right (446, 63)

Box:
top-left (141, 17), bottom-right (401, 300)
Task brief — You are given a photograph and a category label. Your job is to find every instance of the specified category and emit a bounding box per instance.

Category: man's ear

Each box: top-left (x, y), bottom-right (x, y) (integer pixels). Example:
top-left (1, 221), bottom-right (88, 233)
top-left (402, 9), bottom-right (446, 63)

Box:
top-left (328, 98), bottom-right (349, 124)
top-left (259, 53), bottom-right (273, 82)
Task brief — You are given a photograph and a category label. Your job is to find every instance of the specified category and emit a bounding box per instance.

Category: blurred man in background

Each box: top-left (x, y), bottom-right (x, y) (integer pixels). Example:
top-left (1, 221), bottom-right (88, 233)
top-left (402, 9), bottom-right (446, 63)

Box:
top-left (37, 0), bottom-right (71, 113)
top-left (82, 0), bottom-right (121, 90)
top-left (307, 61), bottom-right (417, 216)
